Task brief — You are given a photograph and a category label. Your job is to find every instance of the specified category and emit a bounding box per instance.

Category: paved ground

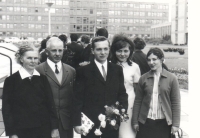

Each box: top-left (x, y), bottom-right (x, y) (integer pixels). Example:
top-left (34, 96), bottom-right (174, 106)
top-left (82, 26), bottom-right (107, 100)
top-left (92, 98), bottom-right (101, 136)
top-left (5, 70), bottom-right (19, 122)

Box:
top-left (0, 90), bottom-right (189, 138)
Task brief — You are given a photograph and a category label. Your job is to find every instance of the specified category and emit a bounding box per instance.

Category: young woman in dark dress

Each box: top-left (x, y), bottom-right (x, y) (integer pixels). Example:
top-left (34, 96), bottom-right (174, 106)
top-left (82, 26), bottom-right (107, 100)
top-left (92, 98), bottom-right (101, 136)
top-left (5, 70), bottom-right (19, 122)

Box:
top-left (2, 45), bottom-right (59, 138)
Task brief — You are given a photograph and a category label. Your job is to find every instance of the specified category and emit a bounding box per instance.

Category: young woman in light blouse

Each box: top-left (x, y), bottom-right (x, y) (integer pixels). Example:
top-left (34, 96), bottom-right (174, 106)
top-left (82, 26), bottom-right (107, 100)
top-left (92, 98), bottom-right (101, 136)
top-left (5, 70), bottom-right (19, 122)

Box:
top-left (111, 34), bottom-right (141, 138)
top-left (132, 47), bottom-right (180, 138)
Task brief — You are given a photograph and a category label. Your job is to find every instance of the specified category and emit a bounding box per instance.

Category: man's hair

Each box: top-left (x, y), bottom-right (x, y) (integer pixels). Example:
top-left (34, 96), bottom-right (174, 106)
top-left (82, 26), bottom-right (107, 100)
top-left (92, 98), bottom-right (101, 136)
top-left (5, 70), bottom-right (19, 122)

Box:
top-left (46, 37), bottom-right (64, 49)
top-left (91, 36), bottom-right (110, 49)
top-left (58, 34), bottom-right (67, 43)
top-left (96, 28), bottom-right (108, 38)
top-left (70, 34), bottom-right (78, 41)
top-left (81, 35), bottom-right (90, 44)
top-left (133, 37), bottom-right (146, 50)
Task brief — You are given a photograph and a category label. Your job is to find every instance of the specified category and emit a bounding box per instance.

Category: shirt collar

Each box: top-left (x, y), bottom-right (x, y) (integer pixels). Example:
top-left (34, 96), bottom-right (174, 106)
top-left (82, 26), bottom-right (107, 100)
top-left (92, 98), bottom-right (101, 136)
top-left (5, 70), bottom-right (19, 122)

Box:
top-left (94, 59), bottom-right (107, 69)
top-left (19, 67), bottom-right (40, 79)
top-left (47, 58), bottom-right (62, 72)
top-left (147, 69), bottom-right (168, 78)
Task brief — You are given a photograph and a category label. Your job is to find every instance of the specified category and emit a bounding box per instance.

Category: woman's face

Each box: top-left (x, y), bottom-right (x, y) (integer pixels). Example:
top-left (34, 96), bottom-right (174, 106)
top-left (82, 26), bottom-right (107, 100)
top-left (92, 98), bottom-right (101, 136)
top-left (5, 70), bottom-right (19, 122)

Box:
top-left (147, 53), bottom-right (162, 71)
top-left (20, 51), bottom-right (39, 72)
top-left (115, 45), bottom-right (130, 62)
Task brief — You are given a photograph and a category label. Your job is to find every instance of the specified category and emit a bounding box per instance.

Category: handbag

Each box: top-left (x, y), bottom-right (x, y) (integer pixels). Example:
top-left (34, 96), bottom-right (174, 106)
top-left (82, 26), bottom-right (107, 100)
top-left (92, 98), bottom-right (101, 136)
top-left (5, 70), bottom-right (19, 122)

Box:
top-left (171, 128), bottom-right (183, 138)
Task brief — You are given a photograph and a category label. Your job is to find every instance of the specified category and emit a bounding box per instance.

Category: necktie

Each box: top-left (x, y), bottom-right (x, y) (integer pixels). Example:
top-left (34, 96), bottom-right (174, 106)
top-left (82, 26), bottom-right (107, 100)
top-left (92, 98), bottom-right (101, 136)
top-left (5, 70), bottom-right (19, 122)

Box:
top-left (55, 64), bottom-right (59, 74)
top-left (102, 65), bottom-right (106, 81)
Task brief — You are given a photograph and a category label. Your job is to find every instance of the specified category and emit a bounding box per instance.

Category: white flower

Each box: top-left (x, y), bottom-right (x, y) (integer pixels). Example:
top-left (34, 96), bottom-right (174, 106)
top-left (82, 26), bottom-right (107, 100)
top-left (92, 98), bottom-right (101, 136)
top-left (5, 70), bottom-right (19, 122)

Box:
top-left (121, 109), bottom-right (125, 113)
top-left (110, 120), bottom-right (116, 126)
top-left (94, 129), bottom-right (102, 136)
top-left (114, 109), bottom-right (119, 115)
top-left (116, 101), bottom-right (119, 105)
top-left (98, 114), bottom-right (106, 122)
top-left (104, 105), bottom-right (108, 108)
top-left (100, 121), bottom-right (106, 128)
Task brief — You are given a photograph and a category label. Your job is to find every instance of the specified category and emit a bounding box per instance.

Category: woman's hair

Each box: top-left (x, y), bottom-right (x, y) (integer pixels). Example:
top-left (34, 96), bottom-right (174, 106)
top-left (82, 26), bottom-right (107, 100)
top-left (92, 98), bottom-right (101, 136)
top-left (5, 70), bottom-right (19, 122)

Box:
top-left (111, 34), bottom-right (134, 66)
top-left (133, 37), bottom-right (146, 50)
top-left (15, 44), bottom-right (36, 65)
top-left (146, 47), bottom-right (169, 71)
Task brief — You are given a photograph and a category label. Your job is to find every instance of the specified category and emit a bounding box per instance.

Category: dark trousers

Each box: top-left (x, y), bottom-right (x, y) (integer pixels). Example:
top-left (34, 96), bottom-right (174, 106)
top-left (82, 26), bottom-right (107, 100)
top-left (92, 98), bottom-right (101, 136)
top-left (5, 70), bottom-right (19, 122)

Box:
top-left (136, 118), bottom-right (172, 138)
top-left (16, 123), bottom-right (51, 138)
top-left (58, 119), bottom-right (73, 138)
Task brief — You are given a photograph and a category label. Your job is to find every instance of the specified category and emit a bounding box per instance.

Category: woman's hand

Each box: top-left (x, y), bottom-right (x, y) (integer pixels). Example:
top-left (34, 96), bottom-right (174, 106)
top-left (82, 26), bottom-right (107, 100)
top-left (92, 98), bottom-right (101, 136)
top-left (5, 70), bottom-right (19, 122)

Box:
top-left (10, 135), bottom-right (18, 138)
top-left (171, 126), bottom-right (179, 135)
top-left (133, 124), bottom-right (139, 132)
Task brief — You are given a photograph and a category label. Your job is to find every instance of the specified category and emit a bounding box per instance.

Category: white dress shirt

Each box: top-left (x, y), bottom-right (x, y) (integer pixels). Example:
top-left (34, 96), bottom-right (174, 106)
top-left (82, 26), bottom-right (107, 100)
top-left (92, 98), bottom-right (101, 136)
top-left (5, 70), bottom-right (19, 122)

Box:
top-left (47, 58), bottom-right (62, 73)
top-left (19, 67), bottom-right (40, 79)
top-left (94, 59), bottom-right (107, 78)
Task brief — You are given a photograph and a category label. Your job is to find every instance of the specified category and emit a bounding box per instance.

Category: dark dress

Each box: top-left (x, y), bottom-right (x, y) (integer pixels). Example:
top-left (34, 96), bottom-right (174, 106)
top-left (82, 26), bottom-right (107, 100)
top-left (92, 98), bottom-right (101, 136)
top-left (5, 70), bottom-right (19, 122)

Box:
top-left (131, 50), bottom-right (150, 75)
top-left (2, 72), bottom-right (58, 138)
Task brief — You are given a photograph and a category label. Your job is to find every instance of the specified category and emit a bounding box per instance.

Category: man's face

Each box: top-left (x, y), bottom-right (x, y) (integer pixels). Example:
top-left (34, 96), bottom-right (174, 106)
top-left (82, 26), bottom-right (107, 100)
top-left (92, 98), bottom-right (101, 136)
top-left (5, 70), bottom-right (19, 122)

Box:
top-left (91, 40), bottom-right (110, 64)
top-left (46, 42), bottom-right (64, 63)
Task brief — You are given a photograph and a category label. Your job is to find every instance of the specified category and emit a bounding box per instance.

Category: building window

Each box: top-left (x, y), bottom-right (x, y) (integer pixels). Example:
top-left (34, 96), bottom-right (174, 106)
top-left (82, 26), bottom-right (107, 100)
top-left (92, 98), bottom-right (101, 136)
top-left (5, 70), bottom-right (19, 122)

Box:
top-left (77, 17), bottom-right (82, 24)
top-left (90, 9), bottom-right (93, 14)
top-left (134, 4), bottom-right (140, 8)
top-left (109, 3), bottom-right (114, 8)
top-left (76, 25), bottom-right (82, 32)
top-left (109, 11), bottom-right (114, 15)
top-left (35, 7), bottom-right (38, 12)
top-left (83, 25), bottom-right (88, 31)
top-left (83, 17), bottom-right (89, 24)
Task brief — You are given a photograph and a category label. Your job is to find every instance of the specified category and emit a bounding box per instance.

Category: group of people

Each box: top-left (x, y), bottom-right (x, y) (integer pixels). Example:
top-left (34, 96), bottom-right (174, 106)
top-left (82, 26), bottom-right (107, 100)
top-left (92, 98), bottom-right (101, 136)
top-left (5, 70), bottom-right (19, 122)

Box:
top-left (2, 28), bottom-right (180, 138)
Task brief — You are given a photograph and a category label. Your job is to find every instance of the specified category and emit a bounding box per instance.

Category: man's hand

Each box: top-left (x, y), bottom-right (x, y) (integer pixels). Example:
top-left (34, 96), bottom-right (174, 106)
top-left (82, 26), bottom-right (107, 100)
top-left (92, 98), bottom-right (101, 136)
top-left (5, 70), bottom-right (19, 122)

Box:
top-left (74, 126), bottom-right (83, 134)
top-left (171, 126), bottom-right (179, 135)
top-left (10, 135), bottom-right (18, 138)
top-left (51, 129), bottom-right (60, 138)
top-left (133, 124), bottom-right (139, 132)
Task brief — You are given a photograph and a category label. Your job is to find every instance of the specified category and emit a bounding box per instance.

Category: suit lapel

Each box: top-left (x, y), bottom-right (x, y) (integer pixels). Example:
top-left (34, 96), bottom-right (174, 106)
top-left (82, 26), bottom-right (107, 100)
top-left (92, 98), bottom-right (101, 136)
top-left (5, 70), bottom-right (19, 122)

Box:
top-left (61, 63), bottom-right (69, 86)
top-left (91, 62), bottom-right (106, 84)
top-left (44, 62), bottom-right (60, 86)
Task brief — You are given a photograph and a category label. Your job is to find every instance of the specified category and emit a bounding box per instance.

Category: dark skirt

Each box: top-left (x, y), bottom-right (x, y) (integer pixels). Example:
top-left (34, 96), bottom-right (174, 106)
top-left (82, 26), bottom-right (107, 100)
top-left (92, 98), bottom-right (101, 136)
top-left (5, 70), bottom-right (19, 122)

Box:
top-left (136, 118), bottom-right (172, 138)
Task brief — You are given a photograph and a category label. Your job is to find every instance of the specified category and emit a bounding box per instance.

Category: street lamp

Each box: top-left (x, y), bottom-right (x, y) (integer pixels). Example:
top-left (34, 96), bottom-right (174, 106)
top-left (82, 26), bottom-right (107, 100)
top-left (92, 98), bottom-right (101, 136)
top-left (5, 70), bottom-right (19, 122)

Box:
top-left (46, 2), bottom-right (54, 36)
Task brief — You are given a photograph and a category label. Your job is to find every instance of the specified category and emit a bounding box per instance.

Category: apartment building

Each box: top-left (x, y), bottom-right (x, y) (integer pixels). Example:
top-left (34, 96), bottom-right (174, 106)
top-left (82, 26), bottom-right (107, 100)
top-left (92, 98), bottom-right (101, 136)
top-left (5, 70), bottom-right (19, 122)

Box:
top-left (171, 0), bottom-right (188, 45)
top-left (151, 22), bottom-right (171, 39)
top-left (0, 0), bottom-right (69, 39)
top-left (69, 0), bottom-right (169, 38)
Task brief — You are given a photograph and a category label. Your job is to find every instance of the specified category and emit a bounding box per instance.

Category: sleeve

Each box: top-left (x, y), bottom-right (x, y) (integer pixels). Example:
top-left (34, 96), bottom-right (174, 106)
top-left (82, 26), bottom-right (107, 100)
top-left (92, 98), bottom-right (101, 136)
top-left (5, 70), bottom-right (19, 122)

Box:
top-left (73, 67), bottom-right (84, 126)
top-left (132, 77), bottom-right (144, 125)
top-left (43, 76), bottom-right (58, 129)
top-left (117, 66), bottom-right (128, 112)
top-left (2, 77), bottom-right (16, 136)
top-left (170, 76), bottom-right (181, 127)
top-left (133, 64), bottom-right (141, 83)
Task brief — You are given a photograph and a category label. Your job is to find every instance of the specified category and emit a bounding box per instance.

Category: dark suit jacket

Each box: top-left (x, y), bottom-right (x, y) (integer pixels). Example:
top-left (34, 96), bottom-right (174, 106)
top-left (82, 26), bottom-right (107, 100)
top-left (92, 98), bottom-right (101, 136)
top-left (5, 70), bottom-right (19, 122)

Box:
top-left (36, 62), bottom-right (76, 130)
top-left (62, 42), bottom-right (83, 69)
top-left (79, 44), bottom-right (93, 63)
top-left (2, 72), bottom-right (58, 136)
top-left (73, 61), bottom-right (128, 133)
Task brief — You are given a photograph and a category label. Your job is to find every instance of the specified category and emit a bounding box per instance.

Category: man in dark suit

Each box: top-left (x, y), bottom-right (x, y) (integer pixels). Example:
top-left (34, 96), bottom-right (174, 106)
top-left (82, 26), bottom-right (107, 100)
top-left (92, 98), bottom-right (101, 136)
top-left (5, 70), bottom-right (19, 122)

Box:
top-left (62, 34), bottom-right (83, 69)
top-left (73, 36), bottom-right (128, 138)
top-left (36, 37), bottom-right (76, 138)
top-left (79, 35), bottom-right (93, 66)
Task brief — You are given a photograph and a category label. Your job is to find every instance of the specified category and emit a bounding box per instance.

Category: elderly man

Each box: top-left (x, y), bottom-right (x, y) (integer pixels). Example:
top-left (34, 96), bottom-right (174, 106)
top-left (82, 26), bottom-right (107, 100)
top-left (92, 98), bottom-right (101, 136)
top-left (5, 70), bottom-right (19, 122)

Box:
top-left (36, 37), bottom-right (76, 138)
top-left (73, 36), bottom-right (128, 138)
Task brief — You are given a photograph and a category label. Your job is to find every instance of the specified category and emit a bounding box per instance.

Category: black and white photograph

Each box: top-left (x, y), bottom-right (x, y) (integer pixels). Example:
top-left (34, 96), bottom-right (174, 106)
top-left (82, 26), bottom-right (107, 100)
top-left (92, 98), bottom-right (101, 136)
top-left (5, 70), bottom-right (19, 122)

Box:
top-left (0, 0), bottom-right (191, 138)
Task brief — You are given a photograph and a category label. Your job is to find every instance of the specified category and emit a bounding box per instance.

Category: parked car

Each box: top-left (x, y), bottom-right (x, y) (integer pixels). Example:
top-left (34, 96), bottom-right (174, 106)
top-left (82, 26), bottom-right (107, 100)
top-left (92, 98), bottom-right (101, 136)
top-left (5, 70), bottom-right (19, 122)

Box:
top-left (4, 37), bottom-right (20, 43)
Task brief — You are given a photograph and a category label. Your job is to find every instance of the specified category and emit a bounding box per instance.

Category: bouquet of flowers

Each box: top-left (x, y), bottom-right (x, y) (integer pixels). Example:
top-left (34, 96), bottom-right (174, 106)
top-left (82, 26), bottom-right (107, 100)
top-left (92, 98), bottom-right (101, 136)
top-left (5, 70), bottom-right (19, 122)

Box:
top-left (94, 101), bottom-right (129, 136)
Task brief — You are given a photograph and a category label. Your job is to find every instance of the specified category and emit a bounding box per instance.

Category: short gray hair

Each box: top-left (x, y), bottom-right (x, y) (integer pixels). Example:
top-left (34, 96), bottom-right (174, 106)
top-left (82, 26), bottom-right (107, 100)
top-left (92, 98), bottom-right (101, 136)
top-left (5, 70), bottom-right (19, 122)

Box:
top-left (46, 37), bottom-right (64, 49)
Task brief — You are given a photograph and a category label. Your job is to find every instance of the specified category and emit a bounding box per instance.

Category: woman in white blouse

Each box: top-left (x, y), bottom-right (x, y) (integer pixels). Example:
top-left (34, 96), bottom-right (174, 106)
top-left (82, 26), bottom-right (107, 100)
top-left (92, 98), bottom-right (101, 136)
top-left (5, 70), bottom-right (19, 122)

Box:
top-left (111, 34), bottom-right (141, 138)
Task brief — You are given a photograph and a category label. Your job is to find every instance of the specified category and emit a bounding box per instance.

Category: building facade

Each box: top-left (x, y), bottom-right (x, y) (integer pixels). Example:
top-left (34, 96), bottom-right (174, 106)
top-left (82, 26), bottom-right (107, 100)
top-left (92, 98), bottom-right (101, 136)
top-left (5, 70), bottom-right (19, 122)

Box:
top-left (0, 0), bottom-right (69, 39)
top-left (69, 0), bottom-right (169, 38)
top-left (171, 0), bottom-right (188, 45)
top-left (151, 22), bottom-right (171, 38)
